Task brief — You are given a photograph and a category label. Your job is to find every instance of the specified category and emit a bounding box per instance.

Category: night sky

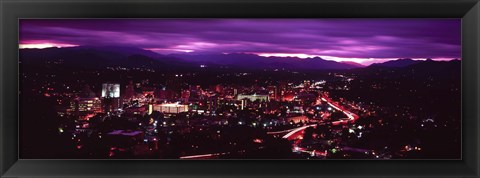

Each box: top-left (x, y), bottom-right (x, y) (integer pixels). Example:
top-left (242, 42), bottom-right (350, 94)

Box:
top-left (19, 19), bottom-right (461, 65)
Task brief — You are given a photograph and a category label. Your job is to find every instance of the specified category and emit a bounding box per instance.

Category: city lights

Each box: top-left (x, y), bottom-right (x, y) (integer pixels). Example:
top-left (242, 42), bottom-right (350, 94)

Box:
top-left (20, 19), bottom-right (461, 160)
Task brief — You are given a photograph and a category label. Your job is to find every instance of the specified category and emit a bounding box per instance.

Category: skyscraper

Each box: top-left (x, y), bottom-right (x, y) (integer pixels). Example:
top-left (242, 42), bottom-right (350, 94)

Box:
top-left (102, 83), bottom-right (120, 98)
top-left (102, 83), bottom-right (121, 112)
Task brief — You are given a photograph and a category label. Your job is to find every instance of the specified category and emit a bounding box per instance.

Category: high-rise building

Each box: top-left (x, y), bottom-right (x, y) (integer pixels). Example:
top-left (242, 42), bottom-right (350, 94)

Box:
top-left (303, 80), bottom-right (312, 90)
top-left (103, 97), bottom-right (122, 113)
top-left (101, 83), bottom-right (121, 112)
top-left (240, 99), bottom-right (247, 110)
top-left (207, 96), bottom-right (219, 111)
top-left (277, 81), bottom-right (288, 100)
top-left (267, 86), bottom-right (278, 100)
top-left (102, 83), bottom-right (120, 98)
top-left (233, 88), bottom-right (238, 96)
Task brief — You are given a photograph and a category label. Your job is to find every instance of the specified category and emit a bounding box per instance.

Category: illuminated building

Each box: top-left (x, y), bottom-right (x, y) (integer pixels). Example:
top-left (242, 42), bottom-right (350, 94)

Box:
top-left (103, 98), bottom-right (122, 113)
top-left (215, 84), bottom-right (223, 93)
top-left (148, 104), bottom-right (153, 115)
top-left (267, 86), bottom-right (278, 100)
top-left (70, 97), bottom-right (102, 115)
top-left (101, 83), bottom-right (120, 98)
top-left (101, 83), bottom-right (121, 112)
top-left (240, 99), bottom-right (247, 110)
top-left (237, 94), bottom-right (269, 102)
top-left (153, 103), bottom-right (189, 114)
top-left (207, 96), bottom-right (219, 111)
top-left (287, 106), bottom-right (305, 114)
top-left (141, 87), bottom-right (155, 104)
top-left (278, 81), bottom-right (288, 95)
top-left (303, 80), bottom-right (312, 90)
top-left (282, 92), bottom-right (295, 102)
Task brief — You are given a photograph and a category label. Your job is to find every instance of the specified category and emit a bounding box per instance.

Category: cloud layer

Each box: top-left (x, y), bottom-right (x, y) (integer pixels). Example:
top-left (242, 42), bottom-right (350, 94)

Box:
top-left (19, 19), bottom-right (461, 64)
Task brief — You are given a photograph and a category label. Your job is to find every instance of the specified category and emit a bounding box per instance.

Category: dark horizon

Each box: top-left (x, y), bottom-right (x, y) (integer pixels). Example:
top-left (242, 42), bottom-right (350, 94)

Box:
top-left (19, 44), bottom-right (461, 68)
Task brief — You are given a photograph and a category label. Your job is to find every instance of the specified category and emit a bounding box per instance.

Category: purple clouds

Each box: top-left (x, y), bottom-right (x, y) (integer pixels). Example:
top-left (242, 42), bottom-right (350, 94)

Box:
top-left (19, 19), bottom-right (461, 65)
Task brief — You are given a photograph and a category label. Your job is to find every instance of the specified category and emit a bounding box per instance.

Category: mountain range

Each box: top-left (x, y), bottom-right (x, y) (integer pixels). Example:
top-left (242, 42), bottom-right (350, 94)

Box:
top-left (369, 58), bottom-right (423, 68)
top-left (19, 46), bottom-right (457, 71)
top-left (169, 53), bottom-right (361, 70)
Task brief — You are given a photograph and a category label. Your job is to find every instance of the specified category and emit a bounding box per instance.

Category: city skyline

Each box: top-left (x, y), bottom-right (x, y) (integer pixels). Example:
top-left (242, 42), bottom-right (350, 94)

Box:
top-left (19, 19), bottom-right (461, 159)
top-left (19, 19), bottom-right (461, 65)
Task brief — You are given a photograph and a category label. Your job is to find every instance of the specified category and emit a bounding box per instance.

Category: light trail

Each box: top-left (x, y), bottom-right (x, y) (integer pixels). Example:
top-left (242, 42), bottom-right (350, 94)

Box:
top-left (321, 97), bottom-right (359, 121)
top-left (282, 95), bottom-right (360, 157)
top-left (293, 148), bottom-right (328, 157)
top-left (282, 124), bottom-right (317, 139)
top-left (180, 96), bottom-right (359, 159)
top-left (179, 152), bottom-right (228, 159)
top-left (283, 96), bottom-right (359, 140)
top-left (267, 128), bottom-right (296, 134)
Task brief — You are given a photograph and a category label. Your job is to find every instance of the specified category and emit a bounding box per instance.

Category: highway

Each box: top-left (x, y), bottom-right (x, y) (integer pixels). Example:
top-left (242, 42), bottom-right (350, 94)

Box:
top-left (282, 95), bottom-right (359, 140)
top-left (282, 95), bottom-right (360, 157)
top-left (180, 152), bottom-right (228, 159)
top-left (181, 95), bottom-right (359, 159)
top-left (321, 97), bottom-right (359, 122)
top-left (282, 124), bottom-right (317, 140)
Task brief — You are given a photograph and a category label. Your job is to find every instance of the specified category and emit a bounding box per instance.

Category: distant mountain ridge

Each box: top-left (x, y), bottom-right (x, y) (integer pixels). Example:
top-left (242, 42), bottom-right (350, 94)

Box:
top-left (19, 46), bottom-right (193, 71)
top-left (348, 58), bottom-right (461, 81)
top-left (340, 61), bottom-right (365, 68)
top-left (19, 46), bottom-right (460, 71)
top-left (369, 58), bottom-right (425, 68)
top-left (20, 46), bottom-right (360, 70)
top-left (170, 53), bottom-right (360, 70)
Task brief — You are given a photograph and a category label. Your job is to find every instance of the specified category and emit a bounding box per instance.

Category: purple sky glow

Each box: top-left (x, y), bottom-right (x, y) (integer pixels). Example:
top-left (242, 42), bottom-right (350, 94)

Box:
top-left (19, 19), bottom-right (461, 65)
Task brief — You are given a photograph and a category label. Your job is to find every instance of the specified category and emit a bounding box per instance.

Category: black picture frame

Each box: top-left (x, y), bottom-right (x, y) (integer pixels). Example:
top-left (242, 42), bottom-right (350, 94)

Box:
top-left (1, 0), bottom-right (479, 177)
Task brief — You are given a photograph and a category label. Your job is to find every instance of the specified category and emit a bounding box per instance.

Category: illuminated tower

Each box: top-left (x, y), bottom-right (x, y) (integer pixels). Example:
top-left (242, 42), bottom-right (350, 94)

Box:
top-left (241, 99), bottom-right (247, 110)
top-left (102, 83), bottom-right (121, 113)
top-left (303, 80), bottom-right (311, 90)
top-left (102, 83), bottom-right (120, 98)
top-left (267, 86), bottom-right (278, 100)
